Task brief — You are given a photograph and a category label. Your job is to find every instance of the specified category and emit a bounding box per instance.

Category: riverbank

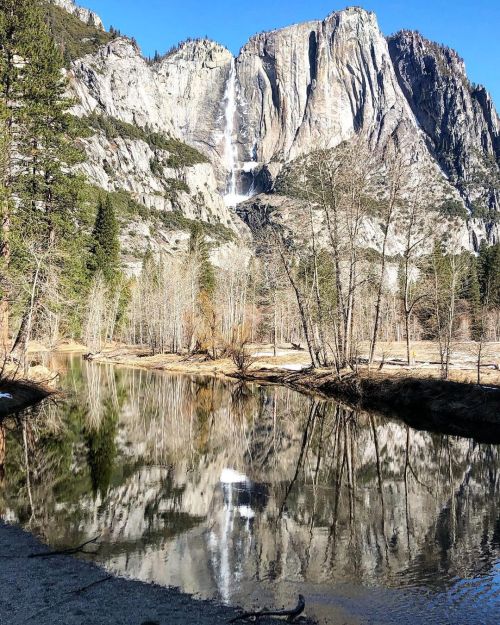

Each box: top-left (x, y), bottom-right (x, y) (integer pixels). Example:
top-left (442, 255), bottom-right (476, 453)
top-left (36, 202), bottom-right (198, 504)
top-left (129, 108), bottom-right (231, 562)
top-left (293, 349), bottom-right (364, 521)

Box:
top-left (86, 341), bottom-right (500, 439)
top-left (85, 340), bottom-right (500, 383)
top-left (0, 376), bottom-right (55, 419)
top-left (231, 367), bottom-right (500, 441)
top-left (0, 522), bottom-right (305, 625)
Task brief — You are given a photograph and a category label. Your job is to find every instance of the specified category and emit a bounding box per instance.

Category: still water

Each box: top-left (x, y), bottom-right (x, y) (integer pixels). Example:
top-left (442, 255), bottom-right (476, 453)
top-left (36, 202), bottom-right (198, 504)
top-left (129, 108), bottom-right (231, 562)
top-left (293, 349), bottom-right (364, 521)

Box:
top-left (1, 356), bottom-right (499, 624)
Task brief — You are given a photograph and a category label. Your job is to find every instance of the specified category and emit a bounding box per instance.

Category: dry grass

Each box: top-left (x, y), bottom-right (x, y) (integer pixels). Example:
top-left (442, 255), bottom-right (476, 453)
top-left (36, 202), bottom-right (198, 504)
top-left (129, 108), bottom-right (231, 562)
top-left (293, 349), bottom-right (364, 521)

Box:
top-left (88, 342), bottom-right (311, 376)
top-left (84, 341), bottom-right (500, 386)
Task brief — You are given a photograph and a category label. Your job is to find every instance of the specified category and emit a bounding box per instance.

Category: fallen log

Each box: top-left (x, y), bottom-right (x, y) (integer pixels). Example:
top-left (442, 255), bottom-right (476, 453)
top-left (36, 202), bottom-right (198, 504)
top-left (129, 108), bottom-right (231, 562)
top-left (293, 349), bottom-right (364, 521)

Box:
top-left (229, 594), bottom-right (305, 623)
top-left (29, 535), bottom-right (100, 558)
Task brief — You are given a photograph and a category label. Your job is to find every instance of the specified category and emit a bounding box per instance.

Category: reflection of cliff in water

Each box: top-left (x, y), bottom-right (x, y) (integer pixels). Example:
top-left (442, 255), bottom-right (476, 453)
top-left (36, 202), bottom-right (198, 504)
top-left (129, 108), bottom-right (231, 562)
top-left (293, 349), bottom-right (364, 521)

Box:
top-left (0, 357), bottom-right (498, 614)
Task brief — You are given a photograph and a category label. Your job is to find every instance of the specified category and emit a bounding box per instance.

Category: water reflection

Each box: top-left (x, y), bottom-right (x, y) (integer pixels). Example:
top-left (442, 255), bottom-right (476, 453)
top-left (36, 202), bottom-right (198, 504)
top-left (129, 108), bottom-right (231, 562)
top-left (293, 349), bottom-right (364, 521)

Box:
top-left (0, 356), bottom-right (499, 624)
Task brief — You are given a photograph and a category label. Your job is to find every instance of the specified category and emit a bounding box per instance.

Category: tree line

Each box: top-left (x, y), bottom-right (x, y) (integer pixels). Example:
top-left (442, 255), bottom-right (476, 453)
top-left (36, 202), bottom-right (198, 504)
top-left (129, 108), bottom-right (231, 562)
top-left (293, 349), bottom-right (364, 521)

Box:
top-left (0, 0), bottom-right (120, 371)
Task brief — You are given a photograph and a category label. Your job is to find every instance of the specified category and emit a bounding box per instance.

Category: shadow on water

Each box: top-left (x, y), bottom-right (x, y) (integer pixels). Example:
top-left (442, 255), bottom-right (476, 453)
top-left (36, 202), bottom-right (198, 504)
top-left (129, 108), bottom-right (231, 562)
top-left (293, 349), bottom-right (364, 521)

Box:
top-left (0, 354), bottom-right (498, 625)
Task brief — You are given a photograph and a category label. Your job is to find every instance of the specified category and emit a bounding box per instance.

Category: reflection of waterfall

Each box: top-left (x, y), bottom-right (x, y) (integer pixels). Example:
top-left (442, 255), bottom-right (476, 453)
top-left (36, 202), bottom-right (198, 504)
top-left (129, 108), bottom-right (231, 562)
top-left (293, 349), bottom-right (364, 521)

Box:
top-left (223, 59), bottom-right (251, 208)
top-left (209, 469), bottom-right (261, 604)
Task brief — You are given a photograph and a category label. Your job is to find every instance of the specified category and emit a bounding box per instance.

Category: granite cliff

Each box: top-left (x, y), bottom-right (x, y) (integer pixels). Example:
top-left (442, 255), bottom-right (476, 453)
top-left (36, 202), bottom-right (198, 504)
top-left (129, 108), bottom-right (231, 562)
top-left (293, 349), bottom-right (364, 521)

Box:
top-left (53, 1), bottom-right (500, 261)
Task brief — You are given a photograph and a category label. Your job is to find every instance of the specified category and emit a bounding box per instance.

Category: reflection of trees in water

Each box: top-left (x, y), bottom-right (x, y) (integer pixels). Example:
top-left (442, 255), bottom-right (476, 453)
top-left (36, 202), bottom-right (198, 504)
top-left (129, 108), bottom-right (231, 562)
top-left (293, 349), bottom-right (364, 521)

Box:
top-left (85, 399), bottom-right (118, 498)
top-left (250, 404), bottom-right (500, 589)
top-left (0, 360), bottom-right (498, 595)
top-left (81, 363), bottom-right (122, 499)
top-left (0, 360), bottom-right (124, 537)
top-left (0, 405), bottom-right (72, 531)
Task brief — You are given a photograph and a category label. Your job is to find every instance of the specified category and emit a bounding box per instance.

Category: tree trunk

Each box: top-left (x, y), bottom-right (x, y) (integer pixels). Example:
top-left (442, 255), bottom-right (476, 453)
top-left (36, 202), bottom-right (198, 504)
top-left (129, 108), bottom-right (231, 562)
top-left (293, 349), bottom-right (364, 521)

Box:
top-left (278, 243), bottom-right (319, 369)
top-left (0, 300), bottom-right (8, 351)
top-left (476, 337), bottom-right (483, 385)
top-left (405, 311), bottom-right (412, 367)
top-left (10, 260), bottom-right (42, 370)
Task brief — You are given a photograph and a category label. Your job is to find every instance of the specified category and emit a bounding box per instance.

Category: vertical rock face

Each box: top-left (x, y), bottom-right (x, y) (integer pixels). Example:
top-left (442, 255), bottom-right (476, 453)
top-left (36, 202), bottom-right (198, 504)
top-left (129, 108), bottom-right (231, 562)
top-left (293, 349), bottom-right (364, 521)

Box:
top-left (71, 38), bottom-right (174, 131)
top-left (60, 2), bottom-right (500, 247)
top-left (156, 40), bottom-right (233, 168)
top-left (236, 8), bottom-right (420, 166)
top-left (71, 38), bottom-right (233, 182)
top-left (51, 0), bottom-right (104, 29)
top-left (388, 31), bottom-right (500, 216)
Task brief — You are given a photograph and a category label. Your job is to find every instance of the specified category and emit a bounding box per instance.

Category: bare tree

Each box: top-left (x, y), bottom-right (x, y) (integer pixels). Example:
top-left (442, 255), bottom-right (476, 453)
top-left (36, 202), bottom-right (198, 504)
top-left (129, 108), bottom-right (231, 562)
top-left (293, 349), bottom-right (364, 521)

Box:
top-left (369, 151), bottom-right (406, 364)
top-left (432, 247), bottom-right (468, 379)
top-left (399, 185), bottom-right (436, 366)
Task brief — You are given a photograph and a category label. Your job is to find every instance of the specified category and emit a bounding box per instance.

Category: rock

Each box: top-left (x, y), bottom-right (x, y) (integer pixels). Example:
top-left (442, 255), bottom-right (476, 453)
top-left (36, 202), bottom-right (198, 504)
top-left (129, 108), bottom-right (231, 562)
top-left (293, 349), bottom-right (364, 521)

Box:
top-left (388, 30), bottom-right (500, 242)
top-left (236, 8), bottom-right (418, 164)
top-left (51, 0), bottom-right (104, 30)
top-left (70, 37), bottom-right (233, 183)
top-left (61, 3), bottom-right (499, 252)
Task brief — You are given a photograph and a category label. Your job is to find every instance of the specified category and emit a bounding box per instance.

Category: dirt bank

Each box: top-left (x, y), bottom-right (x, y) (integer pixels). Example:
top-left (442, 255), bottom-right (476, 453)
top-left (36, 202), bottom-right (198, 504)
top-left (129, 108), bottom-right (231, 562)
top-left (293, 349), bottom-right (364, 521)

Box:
top-left (86, 341), bottom-right (500, 384)
top-left (0, 379), bottom-right (54, 419)
top-left (80, 342), bottom-right (500, 440)
top-left (231, 368), bottom-right (500, 442)
top-left (0, 522), bottom-right (308, 625)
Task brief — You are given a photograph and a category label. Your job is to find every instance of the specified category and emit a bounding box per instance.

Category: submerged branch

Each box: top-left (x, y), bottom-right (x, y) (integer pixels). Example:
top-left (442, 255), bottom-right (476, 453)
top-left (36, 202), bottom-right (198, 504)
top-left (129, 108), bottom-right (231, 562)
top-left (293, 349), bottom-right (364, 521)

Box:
top-left (28, 535), bottom-right (101, 558)
top-left (229, 594), bottom-right (306, 623)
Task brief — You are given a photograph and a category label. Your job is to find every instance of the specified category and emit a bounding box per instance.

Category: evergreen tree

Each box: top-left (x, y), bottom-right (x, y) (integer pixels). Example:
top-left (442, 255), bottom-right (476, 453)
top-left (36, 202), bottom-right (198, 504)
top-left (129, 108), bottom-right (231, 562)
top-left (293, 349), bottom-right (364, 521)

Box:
top-left (15, 0), bottom-right (84, 245)
top-left (478, 242), bottom-right (500, 307)
top-left (189, 222), bottom-right (215, 297)
top-left (1, 0), bottom-right (89, 353)
top-left (0, 0), bottom-right (22, 347)
top-left (89, 196), bottom-right (120, 285)
top-left (462, 253), bottom-right (482, 340)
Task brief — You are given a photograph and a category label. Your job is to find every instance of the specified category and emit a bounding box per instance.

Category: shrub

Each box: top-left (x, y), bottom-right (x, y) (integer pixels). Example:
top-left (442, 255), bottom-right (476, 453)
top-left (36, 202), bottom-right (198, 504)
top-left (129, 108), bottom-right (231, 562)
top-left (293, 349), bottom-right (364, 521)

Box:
top-left (438, 199), bottom-right (468, 220)
top-left (45, 4), bottom-right (114, 66)
top-left (83, 113), bottom-right (208, 168)
top-left (228, 339), bottom-right (255, 372)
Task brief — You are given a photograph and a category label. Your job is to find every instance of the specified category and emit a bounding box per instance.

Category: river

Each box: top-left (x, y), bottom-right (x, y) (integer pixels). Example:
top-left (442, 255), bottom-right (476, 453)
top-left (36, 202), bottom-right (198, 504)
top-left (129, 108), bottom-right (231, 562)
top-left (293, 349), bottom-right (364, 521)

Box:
top-left (0, 355), bottom-right (499, 624)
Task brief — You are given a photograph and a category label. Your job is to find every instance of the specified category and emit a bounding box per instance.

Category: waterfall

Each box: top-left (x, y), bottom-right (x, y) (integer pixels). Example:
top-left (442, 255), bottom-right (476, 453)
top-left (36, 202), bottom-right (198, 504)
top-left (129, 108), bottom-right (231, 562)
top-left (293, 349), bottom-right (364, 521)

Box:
top-left (223, 59), bottom-right (248, 207)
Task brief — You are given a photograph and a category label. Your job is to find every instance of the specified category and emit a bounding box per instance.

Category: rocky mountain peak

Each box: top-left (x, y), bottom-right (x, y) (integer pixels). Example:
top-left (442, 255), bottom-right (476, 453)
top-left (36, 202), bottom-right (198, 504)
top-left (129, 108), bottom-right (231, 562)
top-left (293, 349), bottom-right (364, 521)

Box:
top-left (236, 4), bottom-right (418, 171)
top-left (389, 30), bottom-right (467, 79)
top-left (388, 29), bottom-right (500, 230)
top-left (323, 5), bottom-right (378, 30)
top-left (159, 38), bottom-right (232, 67)
top-left (60, 1), bottom-right (499, 249)
top-left (51, 0), bottom-right (104, 30)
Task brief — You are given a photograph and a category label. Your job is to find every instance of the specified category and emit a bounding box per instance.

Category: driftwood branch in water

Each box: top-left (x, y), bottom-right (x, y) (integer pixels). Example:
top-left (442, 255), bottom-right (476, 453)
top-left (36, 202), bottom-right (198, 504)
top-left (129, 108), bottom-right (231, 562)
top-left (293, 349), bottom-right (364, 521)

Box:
top-left (229, 594), bottom-right (305, 623)
top-left (28, 535), bottom-right (100, 558)
top-left (70, 574), bottom-right (113, 595)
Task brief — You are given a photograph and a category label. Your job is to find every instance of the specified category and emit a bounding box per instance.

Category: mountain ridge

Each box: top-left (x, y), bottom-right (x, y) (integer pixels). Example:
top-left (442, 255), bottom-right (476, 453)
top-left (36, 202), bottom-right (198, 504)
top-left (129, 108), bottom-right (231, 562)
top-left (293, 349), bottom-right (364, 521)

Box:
top-left (53, 1), bottom-right (499, 257)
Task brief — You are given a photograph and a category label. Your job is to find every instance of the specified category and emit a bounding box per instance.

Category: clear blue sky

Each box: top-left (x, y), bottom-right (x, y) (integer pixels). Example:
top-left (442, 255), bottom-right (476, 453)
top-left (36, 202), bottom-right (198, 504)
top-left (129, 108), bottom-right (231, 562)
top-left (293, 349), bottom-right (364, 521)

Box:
top-left (83, 0), bottom-right (500, 106)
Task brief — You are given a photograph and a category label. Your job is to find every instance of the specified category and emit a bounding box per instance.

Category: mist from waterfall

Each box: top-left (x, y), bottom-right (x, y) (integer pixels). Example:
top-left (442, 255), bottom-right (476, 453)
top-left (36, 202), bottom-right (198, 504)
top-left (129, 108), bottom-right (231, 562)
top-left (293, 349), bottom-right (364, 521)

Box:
top-left (223, 59), bottom-right (252, 208)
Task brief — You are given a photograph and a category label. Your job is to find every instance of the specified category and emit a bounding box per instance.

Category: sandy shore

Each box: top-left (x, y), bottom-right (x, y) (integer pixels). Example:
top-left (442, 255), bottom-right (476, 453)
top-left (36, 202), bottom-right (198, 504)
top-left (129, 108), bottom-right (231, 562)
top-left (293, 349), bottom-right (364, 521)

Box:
top-left (0, 522), bottom-right (308, 625)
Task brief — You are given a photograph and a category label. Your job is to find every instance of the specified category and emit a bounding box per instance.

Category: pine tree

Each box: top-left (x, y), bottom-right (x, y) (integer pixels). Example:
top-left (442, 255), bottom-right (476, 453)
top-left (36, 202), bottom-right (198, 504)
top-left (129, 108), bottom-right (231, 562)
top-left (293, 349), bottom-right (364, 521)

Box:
top-left (1, 0), bottom-right (89, 356)
top-left (189, 222), bottom-right (215, 297)
top-left (0, 0), bottom-right (22, 348)
top-left (462, 253), bottom-right (482, 340)
top-left (89, 196), bottom-right (120, 285)
top-left (16, 0), bottom-right (84, 246)
top-left (478, 242), bottom-right (500, 307)
top-left (188, 222), bottom-right (217, 356)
